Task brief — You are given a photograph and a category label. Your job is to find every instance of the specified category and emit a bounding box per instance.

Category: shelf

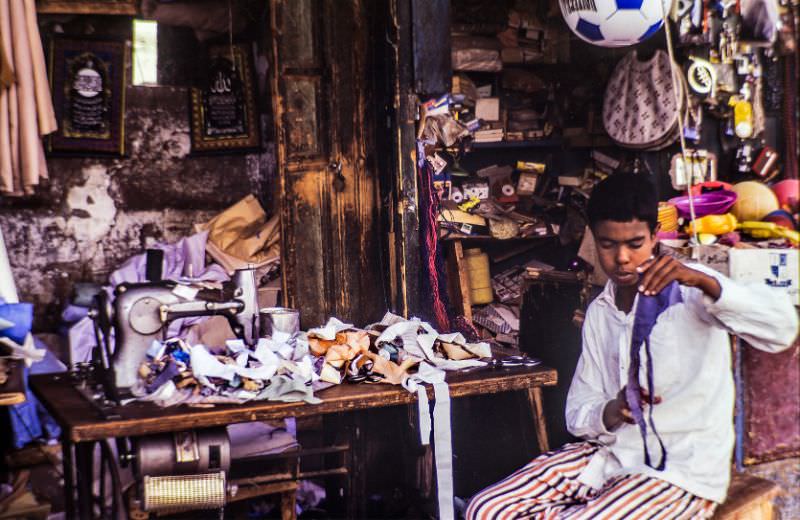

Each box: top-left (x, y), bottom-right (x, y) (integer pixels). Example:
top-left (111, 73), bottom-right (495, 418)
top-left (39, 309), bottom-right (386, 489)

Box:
top-left (466, 136), bottom-right (614, 150)
top-left (441, 234), bottom-right (557, 241)
top-left (470, 139), bottom-right (563, 149)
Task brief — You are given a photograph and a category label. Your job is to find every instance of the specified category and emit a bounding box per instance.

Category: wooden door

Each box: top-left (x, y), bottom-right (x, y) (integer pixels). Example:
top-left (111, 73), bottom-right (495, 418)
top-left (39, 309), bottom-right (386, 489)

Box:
top-left (270, 0), bottom-right (384, 328)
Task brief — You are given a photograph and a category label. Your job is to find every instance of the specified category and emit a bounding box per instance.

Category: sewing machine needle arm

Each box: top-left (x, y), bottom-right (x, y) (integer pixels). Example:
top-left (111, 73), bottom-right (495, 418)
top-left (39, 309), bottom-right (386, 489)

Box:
top-left (160, 301), bottom-right (245, 323)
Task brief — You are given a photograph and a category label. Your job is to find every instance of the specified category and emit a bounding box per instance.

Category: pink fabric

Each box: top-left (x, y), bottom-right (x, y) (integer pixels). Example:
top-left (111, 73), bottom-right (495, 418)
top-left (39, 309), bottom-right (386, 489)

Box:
top-left (0, 0), bottom-right (56, 195)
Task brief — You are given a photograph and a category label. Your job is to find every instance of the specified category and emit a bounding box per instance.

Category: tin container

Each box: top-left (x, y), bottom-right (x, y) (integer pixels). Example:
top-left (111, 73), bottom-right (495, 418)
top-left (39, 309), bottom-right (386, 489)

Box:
top-left (259, 307), bottom-right (300, 338)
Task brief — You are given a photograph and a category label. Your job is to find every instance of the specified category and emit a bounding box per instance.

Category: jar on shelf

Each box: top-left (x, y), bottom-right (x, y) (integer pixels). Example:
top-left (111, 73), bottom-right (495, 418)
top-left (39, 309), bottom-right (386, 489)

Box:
top-left (464, 248), bottom-right (493, 305)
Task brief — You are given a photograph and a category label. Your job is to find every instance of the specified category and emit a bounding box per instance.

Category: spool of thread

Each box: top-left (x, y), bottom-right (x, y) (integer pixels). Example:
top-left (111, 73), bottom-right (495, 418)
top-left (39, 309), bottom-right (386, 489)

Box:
top-left (501, 183), bottom-right (515, 197)
top-left (464, 248), bottom-right (493, 305)
top-left (450, 187), bottom-right (464, 203)
top-left (734, 100), bottom-right (753, 138)
top-left (657, 203), bottom-right (679, 232)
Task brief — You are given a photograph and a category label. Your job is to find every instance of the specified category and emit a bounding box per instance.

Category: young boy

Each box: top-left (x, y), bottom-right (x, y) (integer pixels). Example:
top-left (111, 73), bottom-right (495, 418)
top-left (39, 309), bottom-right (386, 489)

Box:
top-left (466, 173), bottom-right (798, 519)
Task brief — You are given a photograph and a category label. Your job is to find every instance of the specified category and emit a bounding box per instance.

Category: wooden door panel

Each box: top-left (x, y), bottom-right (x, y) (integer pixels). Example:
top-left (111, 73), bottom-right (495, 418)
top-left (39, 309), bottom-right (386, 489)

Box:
top-left (283, 76), bottom-right (323, 158)
top-left (271, 0), bottom-right (383, 328)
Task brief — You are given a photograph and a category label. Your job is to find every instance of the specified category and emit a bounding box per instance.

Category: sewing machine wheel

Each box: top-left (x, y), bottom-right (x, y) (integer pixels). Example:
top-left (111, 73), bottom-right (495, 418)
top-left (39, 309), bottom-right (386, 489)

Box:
top-left (129, 297), bottom-right (167, 335)
top-left (98, 439), bottom-right (125, 519)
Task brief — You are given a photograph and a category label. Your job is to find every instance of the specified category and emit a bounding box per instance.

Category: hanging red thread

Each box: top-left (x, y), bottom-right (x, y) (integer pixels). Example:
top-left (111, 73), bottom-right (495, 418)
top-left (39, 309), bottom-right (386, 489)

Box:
top-left (419, 145), bottom-right (450, 332)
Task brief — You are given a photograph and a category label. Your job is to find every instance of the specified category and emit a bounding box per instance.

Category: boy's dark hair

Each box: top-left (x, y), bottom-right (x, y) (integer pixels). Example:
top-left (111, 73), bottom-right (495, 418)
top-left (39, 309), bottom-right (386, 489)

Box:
top-left (587, 172), bottom-right (658, 232)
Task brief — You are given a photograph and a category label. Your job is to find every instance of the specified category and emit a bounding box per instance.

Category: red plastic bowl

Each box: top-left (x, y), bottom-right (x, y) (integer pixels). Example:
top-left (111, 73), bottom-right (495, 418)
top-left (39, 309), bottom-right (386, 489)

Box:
top-left (668, 190), bottom-right (738, 219)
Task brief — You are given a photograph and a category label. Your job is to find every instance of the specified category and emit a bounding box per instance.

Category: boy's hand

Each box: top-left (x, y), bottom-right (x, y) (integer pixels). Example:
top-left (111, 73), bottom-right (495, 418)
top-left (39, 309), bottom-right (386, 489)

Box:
top-left (603, 386), bottom-right (662, 431)
top-left (636, 255), bottom-right (721, 300)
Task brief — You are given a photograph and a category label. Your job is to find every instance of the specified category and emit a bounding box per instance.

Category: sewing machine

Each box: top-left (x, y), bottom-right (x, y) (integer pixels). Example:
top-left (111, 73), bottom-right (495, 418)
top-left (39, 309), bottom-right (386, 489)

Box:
top-left (72, 257), bottom-right (266, 515)
top-left (88, 265), bottom-right (260, 402)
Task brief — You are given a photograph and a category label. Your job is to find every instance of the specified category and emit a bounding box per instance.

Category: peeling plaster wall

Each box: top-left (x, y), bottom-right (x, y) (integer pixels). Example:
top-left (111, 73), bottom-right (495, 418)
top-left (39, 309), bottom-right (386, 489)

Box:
top-left (0, 86), bottom-right (276, 331)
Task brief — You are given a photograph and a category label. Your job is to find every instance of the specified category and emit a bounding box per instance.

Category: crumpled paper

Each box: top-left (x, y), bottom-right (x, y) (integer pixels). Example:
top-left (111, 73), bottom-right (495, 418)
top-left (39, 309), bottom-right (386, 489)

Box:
top-left (130, 311), bottom-right (491, 408)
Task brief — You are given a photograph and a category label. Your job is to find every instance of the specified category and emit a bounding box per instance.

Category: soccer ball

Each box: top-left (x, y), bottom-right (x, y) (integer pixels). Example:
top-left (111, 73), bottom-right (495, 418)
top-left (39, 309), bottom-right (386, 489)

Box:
top-left (559, 0), bottom-right (674, 47)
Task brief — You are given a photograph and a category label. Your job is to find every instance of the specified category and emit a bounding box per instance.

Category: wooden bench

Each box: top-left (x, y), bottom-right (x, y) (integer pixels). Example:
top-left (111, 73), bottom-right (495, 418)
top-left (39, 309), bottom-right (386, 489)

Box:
top-left (714, 473), bottom-right (781, 520)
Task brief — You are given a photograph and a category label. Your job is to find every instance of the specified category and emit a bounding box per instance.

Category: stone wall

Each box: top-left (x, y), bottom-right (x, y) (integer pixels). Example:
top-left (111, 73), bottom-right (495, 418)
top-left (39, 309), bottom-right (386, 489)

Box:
top-left (0, 85), bottom-right (275, 331)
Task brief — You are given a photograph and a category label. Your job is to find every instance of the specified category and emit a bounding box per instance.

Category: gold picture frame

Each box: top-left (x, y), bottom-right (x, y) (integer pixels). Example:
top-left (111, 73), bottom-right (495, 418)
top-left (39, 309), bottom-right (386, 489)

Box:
top-left (47, 37), bottom-right (127, 156)
top-left (190, 43), bottom-right (261, 154)
top-left (36, 0), bottom-right (138, 15)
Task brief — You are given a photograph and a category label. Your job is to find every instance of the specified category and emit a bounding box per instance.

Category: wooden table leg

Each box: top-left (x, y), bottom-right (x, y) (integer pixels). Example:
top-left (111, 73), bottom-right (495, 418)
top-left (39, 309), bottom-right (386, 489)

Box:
top-left (280, 489), bottom-right (297, 520)
top-left (407, 403), bottom-right (434, 502)
top-left (526, 387), bottom-right (550, 453)
top-left (75, 441), bottom-right (95, 519)
top-left (62, 438), bottom-right (76, 520)
top-left (346, 412), bottom-right (367, 519)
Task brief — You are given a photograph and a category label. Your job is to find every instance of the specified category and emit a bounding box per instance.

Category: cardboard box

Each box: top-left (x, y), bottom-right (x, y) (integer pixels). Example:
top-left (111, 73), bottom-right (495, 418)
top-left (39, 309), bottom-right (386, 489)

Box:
top-left (475, 97), bottom-right (500, 121)
top-left (729, 248), bottom-right (798, 305)
top-left (656, 243), bottom-right (797, 305)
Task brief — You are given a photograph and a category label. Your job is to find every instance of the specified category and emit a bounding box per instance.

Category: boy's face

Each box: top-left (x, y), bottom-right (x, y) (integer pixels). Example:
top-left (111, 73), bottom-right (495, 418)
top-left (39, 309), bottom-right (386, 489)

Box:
top-left (592, 219), bottom-right (657, 288)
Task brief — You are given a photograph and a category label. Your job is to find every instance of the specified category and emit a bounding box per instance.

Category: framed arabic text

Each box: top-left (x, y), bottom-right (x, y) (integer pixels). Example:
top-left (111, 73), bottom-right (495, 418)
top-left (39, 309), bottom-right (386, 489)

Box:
top-left (190, 43), bottom-right (261, 153)
top-left (48, 37), bottom-right (127, 156)
top-left (36, 0), bottom-right (138, 15)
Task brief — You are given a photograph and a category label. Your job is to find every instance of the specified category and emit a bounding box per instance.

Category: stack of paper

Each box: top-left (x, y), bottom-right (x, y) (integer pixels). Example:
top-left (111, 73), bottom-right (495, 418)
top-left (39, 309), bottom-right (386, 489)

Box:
top-left (474, 129), bottom-right (504, 142)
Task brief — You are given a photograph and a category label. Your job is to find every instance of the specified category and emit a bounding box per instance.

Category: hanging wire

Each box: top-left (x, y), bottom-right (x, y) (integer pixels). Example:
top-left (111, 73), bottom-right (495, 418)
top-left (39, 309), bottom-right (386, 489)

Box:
top-left (659, 1), bottom-right (700, 253)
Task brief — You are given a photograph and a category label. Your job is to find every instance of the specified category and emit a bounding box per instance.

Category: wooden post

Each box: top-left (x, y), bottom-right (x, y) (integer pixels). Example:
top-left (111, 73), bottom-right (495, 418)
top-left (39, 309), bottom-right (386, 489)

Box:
top-left (446, 239), bottom-right (473, 322)
top-left (526, 387), bottom-right (550, 453)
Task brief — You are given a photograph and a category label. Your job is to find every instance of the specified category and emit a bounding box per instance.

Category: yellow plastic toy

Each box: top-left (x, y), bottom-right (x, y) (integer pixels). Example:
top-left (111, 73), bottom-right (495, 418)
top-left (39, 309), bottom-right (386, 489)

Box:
top-left (738, 221), bottom-right (800, 246)
top-left (686, 213), bottom-right (738, 235)
top-left (458, 197), bottom-right (481, 212)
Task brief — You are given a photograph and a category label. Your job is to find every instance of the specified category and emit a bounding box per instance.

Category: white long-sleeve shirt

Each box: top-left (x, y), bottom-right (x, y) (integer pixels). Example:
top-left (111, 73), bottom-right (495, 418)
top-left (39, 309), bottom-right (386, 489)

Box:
top-left (566, 264), bottom-right (798, 503)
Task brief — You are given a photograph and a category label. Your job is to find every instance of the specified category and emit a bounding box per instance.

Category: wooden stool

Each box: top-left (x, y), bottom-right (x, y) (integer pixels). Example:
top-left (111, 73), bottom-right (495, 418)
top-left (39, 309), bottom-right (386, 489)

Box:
top-left (713, 473), bottom-right (781, 520)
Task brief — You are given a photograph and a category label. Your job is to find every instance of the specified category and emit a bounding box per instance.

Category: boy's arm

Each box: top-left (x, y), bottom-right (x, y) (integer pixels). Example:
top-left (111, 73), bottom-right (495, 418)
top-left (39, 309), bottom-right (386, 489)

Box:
top-left (639, 256), bottom-right (798, 353)
top-left (565, 310), bottom-right (618, 441)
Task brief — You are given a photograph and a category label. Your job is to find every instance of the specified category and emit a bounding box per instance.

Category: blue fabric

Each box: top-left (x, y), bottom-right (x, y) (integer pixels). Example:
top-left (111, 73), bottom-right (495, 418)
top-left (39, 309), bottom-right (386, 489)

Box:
top-left (0, 303), bottom-right (33, 344)
top-left (8, 339), bottom-right (65, 448)
top-left (626, 280), bottom-right (683, 470)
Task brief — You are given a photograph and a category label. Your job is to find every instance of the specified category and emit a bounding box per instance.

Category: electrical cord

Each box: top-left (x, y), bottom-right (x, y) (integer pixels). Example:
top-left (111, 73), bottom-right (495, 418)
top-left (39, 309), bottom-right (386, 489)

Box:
top-left (660, 3), bottom-right (701, 250)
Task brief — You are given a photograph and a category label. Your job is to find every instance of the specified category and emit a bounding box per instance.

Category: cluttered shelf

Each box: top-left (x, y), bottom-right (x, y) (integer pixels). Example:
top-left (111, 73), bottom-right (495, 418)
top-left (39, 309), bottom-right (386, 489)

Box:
top-left (441, 233), bottom-right (556, 241)
top-left (465, 136), bottom-right (614, 150)
top-left (470, 139), bottom-right (563, 149)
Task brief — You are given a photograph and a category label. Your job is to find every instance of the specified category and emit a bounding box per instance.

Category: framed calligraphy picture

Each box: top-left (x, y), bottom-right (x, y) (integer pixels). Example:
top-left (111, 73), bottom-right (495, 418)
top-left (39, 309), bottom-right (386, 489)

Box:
top-left (47, 37), bottom-right (127, 156)
top-left (36, 0), bottom-right (138, 15)
top-left (190, 43), bottom-right (261, 154)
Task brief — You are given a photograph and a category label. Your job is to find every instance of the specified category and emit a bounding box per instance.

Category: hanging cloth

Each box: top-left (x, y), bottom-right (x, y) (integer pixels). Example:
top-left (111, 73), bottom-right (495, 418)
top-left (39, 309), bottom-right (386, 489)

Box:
top-left (626, 280), bottom-right (682, 470)
top-left (404, 363), bottom-right (455, 520)
top-left (0, 0), bottom-right (57, 196)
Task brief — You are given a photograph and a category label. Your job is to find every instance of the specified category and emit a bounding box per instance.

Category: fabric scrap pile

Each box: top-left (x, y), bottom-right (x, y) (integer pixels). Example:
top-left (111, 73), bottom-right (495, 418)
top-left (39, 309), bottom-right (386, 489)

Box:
top-left (134, 334), bottom-right (318, 408)
top-left (308, 312), bottom-right (491, 388)
top-left (133, 312), bottom-right (492, 407)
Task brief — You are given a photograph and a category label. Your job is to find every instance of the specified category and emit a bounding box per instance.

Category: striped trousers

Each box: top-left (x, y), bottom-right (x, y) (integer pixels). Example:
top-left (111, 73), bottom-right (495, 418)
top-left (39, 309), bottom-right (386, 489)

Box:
top-left (465, 442), bottom-right (717, 520)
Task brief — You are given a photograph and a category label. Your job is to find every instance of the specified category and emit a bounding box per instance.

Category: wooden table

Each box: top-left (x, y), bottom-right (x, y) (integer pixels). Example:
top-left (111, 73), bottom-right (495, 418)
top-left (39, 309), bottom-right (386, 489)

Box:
top-left (0, 359), bottom-right (26, 406)
top-left (31, 363), bottom-right (557, 519)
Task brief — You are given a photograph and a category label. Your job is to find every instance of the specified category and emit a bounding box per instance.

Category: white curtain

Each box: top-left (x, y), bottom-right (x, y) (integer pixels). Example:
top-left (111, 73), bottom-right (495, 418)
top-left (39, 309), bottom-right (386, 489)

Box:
top-left (0, 0), bottom-right (56, 196)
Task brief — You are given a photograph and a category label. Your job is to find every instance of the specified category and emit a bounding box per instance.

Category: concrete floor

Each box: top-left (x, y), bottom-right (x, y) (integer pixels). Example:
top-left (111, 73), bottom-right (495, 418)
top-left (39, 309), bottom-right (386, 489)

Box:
top-left (744, 458), bottom-right (800, 520)
top-left (14, 444), bottom-right (800, 519)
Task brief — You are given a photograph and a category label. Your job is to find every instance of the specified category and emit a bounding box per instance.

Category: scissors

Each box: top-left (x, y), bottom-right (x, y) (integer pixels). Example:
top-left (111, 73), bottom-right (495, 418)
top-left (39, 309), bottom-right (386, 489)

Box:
top-left (488, 355), bottom-right (541, 368)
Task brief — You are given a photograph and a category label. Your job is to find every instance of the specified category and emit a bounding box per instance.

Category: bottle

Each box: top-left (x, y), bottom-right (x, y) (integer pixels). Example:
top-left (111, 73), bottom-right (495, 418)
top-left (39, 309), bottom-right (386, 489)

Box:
top-left (464, 248), bottom-right (493, 305)
top-left (733, 99), bottom-right (753, 139)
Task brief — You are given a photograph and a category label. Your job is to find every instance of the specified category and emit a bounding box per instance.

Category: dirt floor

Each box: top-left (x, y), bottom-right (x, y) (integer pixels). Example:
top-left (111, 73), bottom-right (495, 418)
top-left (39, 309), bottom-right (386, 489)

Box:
top-left (744, 457), bottom-right (800, 520)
